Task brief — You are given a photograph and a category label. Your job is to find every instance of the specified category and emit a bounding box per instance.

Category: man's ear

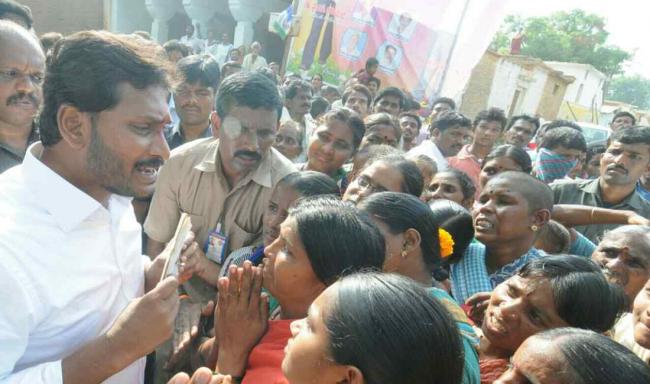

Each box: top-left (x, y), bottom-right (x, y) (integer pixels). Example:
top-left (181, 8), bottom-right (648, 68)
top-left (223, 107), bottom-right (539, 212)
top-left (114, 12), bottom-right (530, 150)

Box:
top-left (57, 105), bottom-right (92, 149)
top-left (338, 366), bottom-right (364, 384)
top-left (431, 127), bottom-right (441, 139)
top-left (210, 111), bottom-right (220, 138)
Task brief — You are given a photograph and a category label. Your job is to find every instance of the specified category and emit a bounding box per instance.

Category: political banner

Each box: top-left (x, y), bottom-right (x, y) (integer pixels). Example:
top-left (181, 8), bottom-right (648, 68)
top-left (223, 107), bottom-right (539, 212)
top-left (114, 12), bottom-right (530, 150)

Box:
top-left (286, 0), bottom-right (509, 104)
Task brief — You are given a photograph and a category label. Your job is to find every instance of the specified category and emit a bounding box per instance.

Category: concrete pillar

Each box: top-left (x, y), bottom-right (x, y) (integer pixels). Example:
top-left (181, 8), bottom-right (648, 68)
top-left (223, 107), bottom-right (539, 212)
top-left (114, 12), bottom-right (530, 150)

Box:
top-left (227, 0), bottom-right (264, 47)
top-left (145, 0), bottom-right (182, 42)
top-left (182, 0), bottom-right (220, 39)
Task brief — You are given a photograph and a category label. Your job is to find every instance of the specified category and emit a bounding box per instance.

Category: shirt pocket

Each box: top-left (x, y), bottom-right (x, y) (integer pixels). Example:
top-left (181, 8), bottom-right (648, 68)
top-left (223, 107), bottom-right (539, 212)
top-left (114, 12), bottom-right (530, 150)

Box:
top-left (229, 221), bottom-right (259, 251)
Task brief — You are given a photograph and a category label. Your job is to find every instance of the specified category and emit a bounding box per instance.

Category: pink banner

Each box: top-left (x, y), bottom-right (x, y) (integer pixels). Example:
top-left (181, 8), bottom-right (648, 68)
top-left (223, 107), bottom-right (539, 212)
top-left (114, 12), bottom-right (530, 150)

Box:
top-left (287, 0), bottom-right (508, 104)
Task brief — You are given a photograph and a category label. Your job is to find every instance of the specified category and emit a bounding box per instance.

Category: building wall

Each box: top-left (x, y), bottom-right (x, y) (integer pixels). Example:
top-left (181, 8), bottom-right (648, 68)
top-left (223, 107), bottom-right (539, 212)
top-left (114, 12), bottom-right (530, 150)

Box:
top-left (546, 62), bottom-right (605, 114)
top-left (21, 0), bottom-right (105, 34)
top-left (486, 58), bottom-right (521, 115)
top-left (458, 51), bottom-right (499, 117)
top-left (537, 76), bottom-right (569, 120)
top-left (516, 66), bottom-right (547, 116)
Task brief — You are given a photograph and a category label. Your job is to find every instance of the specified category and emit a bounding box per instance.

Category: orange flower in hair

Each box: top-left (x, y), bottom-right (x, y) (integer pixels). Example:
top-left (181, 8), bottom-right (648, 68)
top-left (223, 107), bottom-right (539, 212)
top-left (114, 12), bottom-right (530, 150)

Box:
top-left (439, 228), bottom-right (455, 258)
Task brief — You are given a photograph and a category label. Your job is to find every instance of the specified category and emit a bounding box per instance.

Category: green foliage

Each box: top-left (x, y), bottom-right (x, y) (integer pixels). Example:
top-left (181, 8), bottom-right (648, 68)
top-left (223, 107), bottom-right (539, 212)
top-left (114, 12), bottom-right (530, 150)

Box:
top-left (607, 75), bottom-right (650, 109)
top-left (490, 9), bottom-right (631, 77)
top-left (285, 52), bottom-right (352, 86)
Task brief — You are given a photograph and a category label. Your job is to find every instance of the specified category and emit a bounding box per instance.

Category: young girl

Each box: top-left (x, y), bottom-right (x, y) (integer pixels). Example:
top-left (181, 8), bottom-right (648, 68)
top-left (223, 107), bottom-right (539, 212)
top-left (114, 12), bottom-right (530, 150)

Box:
top-left (283, 273), bottom-right (465, 384)
top-left (301, 108), bottom-right (365, 192)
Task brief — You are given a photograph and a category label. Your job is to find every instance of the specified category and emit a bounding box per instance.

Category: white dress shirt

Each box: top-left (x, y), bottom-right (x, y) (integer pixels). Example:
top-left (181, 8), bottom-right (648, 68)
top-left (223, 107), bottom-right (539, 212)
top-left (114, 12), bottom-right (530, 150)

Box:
top-left (242, 53), bottom-right (268, 71)
top-left (0, 143), bottom-right (148, 383)
top-left (406, 140), bottom-right (449, 171)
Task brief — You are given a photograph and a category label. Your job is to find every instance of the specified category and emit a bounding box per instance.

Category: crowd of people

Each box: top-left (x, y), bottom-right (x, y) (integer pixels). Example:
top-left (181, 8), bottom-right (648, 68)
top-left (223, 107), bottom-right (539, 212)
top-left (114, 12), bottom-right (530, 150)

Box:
top-left (1, 0), bottom-right (650, 383)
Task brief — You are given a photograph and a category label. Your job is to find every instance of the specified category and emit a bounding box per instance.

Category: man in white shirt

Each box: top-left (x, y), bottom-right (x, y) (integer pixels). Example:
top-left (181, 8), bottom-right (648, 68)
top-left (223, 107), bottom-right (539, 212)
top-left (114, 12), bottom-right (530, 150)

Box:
top-left (407, 111), bottom-right (472, 171)
top-left (0, 29), bottom-right (195, 384)
top-left (281, 79), bottom-right (315, 162)
top-left (242, 41), bottom-right (268, 71)
top-left (206, 32), bottom-right (234, 67)
top-left (179, 24), bottom-right (205, 55)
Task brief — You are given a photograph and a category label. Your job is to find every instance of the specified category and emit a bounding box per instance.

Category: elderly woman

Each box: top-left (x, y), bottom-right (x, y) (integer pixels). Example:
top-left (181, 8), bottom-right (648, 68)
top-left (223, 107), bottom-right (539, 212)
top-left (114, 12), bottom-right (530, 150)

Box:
top-left (477, 255), bottom-right (625, 382)
top-left (496, 328), bottom-right (650, 383)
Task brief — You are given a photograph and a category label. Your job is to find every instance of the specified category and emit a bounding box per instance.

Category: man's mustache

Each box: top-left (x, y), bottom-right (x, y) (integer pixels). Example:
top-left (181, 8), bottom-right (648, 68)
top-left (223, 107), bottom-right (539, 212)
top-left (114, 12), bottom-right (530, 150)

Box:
top-left (234, 150), bottom-right (261, 161)
top-left (607, 164), bottom-right (628, 175)
top-left (135, 157), bottom-right (164, 169)
top-left (7, 92), bottom-right (38, 106)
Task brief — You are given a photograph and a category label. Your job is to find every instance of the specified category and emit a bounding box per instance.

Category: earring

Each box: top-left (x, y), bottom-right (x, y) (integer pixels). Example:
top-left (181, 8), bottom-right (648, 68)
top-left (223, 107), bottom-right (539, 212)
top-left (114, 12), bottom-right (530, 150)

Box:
top-left (530, 225), bottom-right (538, 232)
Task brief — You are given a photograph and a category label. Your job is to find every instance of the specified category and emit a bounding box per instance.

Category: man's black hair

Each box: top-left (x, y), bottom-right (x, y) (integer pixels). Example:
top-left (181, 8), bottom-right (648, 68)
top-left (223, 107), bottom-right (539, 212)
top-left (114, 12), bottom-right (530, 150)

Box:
top-left (430, 111), bottom-right (471, 134)
top-left (506, 114), bottom-right (540, 133)
top-left (473, 107), bottom-right (507, 130)
top-left (0, 0), bottom-right (32, 29)
top-left (432, 97), bottom-right (455, 110)
top-left (283, 79), bottom-right (313, 100)
top-left (365, 57), bottom-right (379, 69)
top-left (399, 111), bottom-right (422, 130)
top-left (544, 119), bottom-right (582, 132)
top-left (611, 111), bottom-right (637, 125)
top-left (39, 31), bottom-right (171, 146)
top-left (610, 125), bottom-right (650, 147)
top-left (367, 76), bottom-right (381, 89)
top-left (176, 54), bottom-right (220, 89)
top-left (216, 71), bottom-right (283, 120)
top-left (373, 86), bottom-right (405, 109)
top-left (540, 127), bottom-right (587, 152)
top-left (342, 84), bottom-right (372, 108)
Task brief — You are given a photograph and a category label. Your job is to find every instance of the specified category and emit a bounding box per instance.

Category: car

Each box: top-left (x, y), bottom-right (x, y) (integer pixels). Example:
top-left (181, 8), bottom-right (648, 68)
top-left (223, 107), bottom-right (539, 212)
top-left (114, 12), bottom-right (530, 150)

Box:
top-left (576, 122), bottom-right (611, 146)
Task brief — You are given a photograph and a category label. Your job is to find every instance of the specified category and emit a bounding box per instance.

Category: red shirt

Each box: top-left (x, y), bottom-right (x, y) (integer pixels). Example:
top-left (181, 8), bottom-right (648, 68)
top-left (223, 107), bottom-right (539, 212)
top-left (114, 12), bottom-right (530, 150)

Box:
top-left (242, 319), bottom-right (293, 384)
top-left (448, 145), bottom-right (482, 198)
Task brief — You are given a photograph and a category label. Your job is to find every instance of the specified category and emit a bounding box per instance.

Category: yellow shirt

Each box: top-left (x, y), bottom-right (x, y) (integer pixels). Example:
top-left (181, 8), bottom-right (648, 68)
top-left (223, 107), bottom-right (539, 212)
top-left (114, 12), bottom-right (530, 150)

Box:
top-left (145, 137), bottom-right (296, 302)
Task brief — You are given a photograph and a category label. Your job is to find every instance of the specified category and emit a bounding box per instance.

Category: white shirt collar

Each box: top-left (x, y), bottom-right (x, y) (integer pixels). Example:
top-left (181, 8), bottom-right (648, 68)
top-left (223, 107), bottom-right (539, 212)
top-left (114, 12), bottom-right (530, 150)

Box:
top-left (23, 142), bottom-right (131, 232)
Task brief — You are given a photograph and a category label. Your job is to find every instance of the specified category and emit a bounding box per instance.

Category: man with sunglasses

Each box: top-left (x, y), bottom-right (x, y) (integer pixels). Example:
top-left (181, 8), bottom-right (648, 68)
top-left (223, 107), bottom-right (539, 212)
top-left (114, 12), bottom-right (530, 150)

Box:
top-left (0, 19), bottom-right (43, 173)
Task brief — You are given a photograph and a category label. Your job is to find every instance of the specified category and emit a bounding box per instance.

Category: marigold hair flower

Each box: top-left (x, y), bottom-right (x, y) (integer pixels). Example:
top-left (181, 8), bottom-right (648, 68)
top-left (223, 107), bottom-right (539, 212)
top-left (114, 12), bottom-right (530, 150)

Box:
top-left (439, 228), bottom-right (455, 258)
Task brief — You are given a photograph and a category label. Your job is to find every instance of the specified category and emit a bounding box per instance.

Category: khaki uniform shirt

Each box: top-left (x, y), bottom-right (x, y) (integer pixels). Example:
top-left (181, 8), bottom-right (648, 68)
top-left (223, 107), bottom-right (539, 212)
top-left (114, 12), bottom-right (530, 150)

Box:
top-left (144, 137), bottom-right (296, 302)
top-left (550, 178), bottom-right (650, 243)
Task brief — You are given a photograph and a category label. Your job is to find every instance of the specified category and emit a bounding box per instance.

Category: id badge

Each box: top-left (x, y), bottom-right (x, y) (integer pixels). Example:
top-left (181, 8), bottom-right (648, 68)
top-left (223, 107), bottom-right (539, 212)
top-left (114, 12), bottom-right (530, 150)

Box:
top-left (205, 224), bottom-right (228, 264)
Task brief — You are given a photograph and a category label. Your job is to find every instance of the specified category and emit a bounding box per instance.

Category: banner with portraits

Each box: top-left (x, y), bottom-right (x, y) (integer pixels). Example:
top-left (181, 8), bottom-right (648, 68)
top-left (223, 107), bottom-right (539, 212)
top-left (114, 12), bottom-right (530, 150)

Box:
top-left (287, 0), bottom-right (509, 104)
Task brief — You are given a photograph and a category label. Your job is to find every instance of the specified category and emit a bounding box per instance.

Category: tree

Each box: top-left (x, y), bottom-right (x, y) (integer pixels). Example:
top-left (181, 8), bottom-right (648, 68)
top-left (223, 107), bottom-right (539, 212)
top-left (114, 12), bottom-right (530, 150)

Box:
top-left (491, 10), bottom-right (631, 78)
top-left (607, 75), bottom-right (650, 109)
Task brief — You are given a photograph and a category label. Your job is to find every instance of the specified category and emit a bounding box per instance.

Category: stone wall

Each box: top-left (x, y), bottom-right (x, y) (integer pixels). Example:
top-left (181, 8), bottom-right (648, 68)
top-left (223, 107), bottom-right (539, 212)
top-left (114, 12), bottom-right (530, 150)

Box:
top-left (21, 0), bottom-right (105, 35)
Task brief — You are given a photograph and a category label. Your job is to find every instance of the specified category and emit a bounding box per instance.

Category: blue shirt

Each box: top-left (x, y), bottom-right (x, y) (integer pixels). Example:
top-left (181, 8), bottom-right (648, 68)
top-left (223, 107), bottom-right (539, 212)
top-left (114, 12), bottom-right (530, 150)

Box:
top-left (637, 181), bottom-right (650, 201)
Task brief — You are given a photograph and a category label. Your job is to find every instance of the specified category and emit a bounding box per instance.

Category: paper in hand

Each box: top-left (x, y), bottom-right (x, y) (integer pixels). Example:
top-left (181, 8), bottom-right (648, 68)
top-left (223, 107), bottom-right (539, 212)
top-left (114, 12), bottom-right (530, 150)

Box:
top-left (160, 213), bottom-right (193, 282)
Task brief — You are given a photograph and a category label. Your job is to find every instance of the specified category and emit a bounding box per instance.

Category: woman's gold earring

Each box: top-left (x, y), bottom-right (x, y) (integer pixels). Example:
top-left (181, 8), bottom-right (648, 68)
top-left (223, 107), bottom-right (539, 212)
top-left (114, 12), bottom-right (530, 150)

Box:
top-left (531, 225), bottom-right (538, 232)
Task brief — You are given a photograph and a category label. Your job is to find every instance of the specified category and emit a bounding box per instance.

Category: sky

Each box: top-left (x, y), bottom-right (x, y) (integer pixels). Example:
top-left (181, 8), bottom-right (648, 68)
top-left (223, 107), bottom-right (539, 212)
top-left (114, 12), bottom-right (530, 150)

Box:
top-left (506, 0), bottom-right (650, 78)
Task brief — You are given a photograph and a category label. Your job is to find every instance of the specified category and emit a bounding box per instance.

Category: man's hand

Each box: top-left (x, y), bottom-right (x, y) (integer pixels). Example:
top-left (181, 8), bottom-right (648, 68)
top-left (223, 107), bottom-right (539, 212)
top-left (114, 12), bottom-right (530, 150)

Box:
top-left (465, 292), bottom-right (491, 326)
top-left (214, 261), bottom-right (269, 377)
top-left (627, 212), bottom-right (650, 226)
top-left (106, 277), bottom-right (180, 364)
top-left (165, 296), bottom-right (203, 371)
top-left (168, 368), bottom-right (232, 384)
top-left (146, 232), bottom-right (201, 291)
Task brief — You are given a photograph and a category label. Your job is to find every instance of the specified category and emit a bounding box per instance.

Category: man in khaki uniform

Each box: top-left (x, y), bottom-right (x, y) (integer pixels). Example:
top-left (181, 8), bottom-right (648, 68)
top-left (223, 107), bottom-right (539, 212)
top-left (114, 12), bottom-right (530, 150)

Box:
top-left (145, 72), bottom-right (295, 381)
top-left (145, 71), bottom-right (296, 302)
